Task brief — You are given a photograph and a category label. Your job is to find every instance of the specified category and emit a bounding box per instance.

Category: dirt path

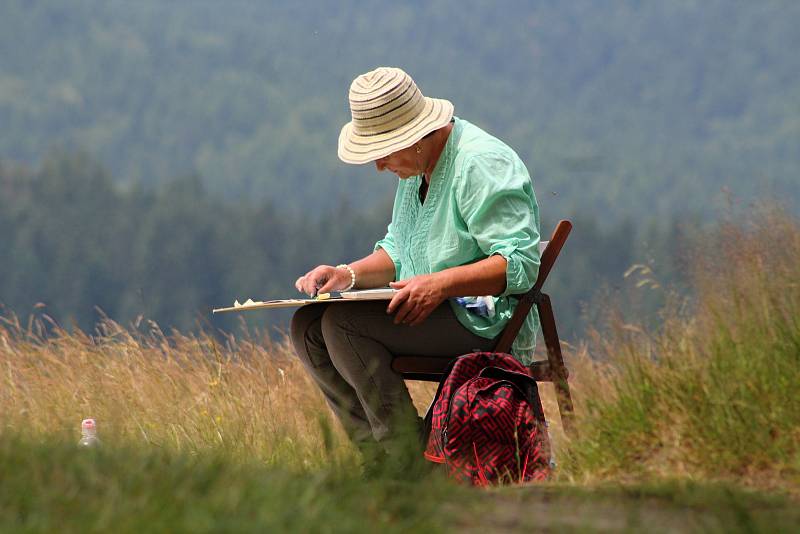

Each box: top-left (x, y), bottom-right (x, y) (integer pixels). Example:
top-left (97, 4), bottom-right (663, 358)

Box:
top-left (451, 485), bottom-right (799, 533)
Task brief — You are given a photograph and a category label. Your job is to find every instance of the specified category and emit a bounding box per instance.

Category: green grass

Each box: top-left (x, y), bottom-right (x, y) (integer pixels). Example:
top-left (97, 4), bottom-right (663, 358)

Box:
top-left (1, 434), bottom-right (798, 533)
top-left (0, 434), bottom-right (458, 533)
top-left (562, 209), bottom-right (800, 490)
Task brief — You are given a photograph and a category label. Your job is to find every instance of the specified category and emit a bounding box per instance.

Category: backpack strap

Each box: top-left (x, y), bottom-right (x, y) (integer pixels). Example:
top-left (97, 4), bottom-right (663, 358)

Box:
top-left (477, 366), bottom-right (546, 423)
top-left (422, 355), bottom-right (462, 438)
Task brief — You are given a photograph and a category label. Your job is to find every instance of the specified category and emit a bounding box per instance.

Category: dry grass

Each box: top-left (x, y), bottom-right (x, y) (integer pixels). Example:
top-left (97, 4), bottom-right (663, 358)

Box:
top-left (1, 206), bottom-right (797, 496)
top-left (0, 312), bottom-right (576, 473)
top-left (0, 316), bottom-right (356, 469)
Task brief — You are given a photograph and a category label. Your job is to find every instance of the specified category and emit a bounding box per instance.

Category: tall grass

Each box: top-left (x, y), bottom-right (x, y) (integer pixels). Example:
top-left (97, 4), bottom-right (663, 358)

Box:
top-left (0, 208), bottom-right (798, 499)
top-left (564, 208), bottom-right (800, 491)
top-left (0, 315), bottom-right (361, 470)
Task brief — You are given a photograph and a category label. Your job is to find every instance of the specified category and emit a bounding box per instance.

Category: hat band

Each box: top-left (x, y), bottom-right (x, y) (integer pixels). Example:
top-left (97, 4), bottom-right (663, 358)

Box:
top-left (353, 108), bottom-right (422, 137)
top-left (352, 96), bottom-right (425, 135)
top-left (350, 82), bottom-right (416, 120)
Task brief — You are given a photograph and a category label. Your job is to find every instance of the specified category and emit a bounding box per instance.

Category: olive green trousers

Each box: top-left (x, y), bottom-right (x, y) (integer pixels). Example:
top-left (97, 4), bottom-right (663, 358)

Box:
top-left (290, 300), bottom-right (495, 448)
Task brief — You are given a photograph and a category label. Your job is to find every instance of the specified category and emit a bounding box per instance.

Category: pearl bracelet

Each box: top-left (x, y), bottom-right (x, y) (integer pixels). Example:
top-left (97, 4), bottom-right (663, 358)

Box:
top-left (336, 264), bottom-right (356, 291)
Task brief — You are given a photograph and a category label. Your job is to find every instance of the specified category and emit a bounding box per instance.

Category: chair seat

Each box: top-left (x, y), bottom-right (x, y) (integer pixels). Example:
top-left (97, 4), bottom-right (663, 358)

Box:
top-left (392, 355), bottom-right (559, 382)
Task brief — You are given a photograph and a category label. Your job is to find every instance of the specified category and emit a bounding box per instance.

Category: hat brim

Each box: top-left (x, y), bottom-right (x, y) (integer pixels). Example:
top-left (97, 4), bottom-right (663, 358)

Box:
top-left (338, 97), bottom-right (454, 165)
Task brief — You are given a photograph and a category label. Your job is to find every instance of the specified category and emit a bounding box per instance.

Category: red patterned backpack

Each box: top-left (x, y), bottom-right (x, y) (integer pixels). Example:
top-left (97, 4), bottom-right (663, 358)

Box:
top-left (423, 352), bottom-right (551, 485)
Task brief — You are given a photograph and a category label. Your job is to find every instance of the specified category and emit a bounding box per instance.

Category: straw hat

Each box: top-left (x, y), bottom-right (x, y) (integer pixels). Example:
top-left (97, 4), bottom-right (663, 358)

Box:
top-left (338, 67), bottom-right (454, 164)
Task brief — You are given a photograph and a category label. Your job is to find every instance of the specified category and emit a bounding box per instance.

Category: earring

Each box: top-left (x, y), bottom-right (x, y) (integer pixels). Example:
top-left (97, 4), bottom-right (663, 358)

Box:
top-left (416, 144), bottom-right (422, 154)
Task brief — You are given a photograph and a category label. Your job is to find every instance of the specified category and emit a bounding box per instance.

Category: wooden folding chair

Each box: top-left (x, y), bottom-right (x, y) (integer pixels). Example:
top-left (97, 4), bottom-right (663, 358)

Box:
top-left (392, 220), bottom-right (575, 431)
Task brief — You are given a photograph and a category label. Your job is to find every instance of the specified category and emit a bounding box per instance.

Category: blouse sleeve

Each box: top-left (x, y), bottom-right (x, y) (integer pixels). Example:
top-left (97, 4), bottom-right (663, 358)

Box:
top-left (456, 152), bottom-right (541, 297)
top-left (374, 181), bottom-right (404, 280)
top-left (374, 220), bottom-right (402, 280)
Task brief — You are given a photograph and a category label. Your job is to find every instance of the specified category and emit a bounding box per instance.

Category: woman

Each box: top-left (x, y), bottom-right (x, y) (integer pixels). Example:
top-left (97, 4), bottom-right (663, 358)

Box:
top-left (291, 67), bottom-right (541, 457)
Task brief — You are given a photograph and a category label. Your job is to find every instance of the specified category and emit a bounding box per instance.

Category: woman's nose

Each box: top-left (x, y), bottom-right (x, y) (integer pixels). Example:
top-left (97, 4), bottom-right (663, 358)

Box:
top-left (375, 158), bottom-right (387, 171)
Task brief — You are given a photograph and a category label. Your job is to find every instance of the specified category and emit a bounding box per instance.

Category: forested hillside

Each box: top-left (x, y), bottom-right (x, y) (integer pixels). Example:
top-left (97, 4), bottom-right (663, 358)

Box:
top-left (0, 154), bottom-right (389, 332)
top-left (2, 0), bottom-right (798, 219)
top-left (0, 154), bottom-right (679, 336)
top-left (1, 1), bottom-right (798, 334)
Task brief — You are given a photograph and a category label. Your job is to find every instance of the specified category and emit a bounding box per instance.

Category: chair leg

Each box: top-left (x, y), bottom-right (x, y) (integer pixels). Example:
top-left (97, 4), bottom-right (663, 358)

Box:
top-left (537, 294), bottom-right (575, 434)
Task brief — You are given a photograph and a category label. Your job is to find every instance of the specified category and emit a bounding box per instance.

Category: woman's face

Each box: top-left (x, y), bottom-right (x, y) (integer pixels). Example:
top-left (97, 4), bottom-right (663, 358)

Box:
top-left (374, 144), bottom-right (420, 179)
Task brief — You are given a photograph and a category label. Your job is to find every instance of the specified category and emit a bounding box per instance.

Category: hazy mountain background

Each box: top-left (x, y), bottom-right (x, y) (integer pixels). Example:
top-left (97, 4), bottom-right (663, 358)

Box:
top-left (1, 0), bottom-right (798, 336)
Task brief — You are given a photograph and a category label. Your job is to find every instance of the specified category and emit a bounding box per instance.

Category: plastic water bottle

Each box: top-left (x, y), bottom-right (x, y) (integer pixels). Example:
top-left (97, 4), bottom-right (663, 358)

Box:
top-left (78, 418), bottom-right (100, 447)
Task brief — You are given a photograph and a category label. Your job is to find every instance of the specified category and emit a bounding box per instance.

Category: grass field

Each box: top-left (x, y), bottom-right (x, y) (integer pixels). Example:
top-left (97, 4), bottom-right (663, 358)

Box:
top-left (1, 209), bottom-right (798, 532)
top-left (2, 435), bottom-right (798, 532)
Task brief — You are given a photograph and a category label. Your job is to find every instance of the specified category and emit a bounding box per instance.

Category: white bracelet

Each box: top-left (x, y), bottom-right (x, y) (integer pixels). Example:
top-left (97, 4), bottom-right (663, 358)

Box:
top-left (336, 264), bottom-right (356, 291)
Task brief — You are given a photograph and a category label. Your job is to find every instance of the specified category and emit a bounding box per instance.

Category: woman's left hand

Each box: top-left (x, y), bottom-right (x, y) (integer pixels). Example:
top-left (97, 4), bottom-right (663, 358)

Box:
top-left (387, 274), bottom-right (447, 326)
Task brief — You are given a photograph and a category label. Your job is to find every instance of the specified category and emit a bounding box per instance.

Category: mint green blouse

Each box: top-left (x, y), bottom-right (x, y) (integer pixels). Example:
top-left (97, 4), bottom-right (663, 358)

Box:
top-left (375, 117), bottom-right (541, 363)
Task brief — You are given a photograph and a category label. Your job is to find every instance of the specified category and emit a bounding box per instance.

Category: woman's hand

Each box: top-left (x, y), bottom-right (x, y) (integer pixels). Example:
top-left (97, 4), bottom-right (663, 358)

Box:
top-left (295, 265), bottom-right (351, 296)
top-left (387, 273), bottom-right (447, 326)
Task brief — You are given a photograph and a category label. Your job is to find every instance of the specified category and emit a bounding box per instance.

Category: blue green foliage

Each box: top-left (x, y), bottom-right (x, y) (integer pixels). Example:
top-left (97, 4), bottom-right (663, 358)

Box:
top-left (1, 1), bottom-right (798, 217)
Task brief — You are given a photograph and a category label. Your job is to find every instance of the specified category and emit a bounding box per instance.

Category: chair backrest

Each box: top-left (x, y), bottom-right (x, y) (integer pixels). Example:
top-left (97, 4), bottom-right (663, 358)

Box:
top-left (533, 220), bottom-right (572, 293)
top-left (493, 220), bottom-right (572, 353)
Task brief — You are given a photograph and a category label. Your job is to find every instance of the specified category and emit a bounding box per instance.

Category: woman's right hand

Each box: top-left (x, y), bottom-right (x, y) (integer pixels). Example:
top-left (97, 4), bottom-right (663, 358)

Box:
top-left (295, 265), bottom-right (351, 297)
